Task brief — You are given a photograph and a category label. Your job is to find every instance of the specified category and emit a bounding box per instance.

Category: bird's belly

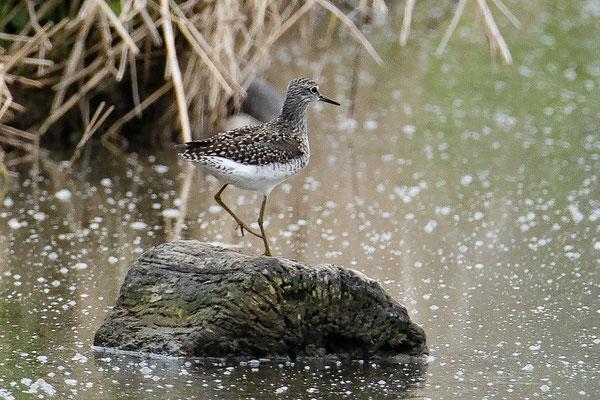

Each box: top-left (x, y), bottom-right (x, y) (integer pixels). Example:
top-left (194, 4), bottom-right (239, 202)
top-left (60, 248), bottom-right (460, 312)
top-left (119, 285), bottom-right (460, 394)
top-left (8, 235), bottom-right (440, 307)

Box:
top-left (195, 156), bottom-right (307, 195)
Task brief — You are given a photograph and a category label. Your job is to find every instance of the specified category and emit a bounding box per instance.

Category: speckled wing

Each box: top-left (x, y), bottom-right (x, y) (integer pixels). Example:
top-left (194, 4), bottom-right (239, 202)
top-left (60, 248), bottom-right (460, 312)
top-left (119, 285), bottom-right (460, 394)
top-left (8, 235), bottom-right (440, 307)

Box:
top-left (179, 123), bottom-right (303, 165)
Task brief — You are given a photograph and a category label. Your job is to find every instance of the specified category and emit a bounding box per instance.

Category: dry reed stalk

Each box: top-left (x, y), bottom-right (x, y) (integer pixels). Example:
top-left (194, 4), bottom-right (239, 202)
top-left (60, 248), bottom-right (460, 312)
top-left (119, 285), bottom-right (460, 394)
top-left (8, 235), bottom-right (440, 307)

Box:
top-left (171, 162), bottom-right (195, 241)
top-left (5, 75), bottom-right (42, 89)
top-left (25, 0), bottom-right (51, 76)
top-left (98, 11), bottom-right (116, 65)
top-left (436, 0), bottom-right (468, 55)
top-left (70, 102), bottom-right (114, 164)
top-left (129, 50), bottom-right (140, 111)
top-left (116, 47), bottom-right (129, 81)
top-left (94, 0), bottom-right (140, 55)
top-left (372, 0), bottom-right (388, 14)
top-left (37, 66), bottom-right (112, 136)
top-left (102, 81), bottom-right (173, 144)
top-left (314, 0), bottom-right (383, 64)
top-left (491, 0), bottom-right (520, 28)
top-left (51, 57), bottom-right (104, 90)
top-left (17, 0), bottom-right (62, 38)
top-left (0, 76), bottom-right (13, 123)
top-left (0, 151), bottom-right (7, 179)
top-left (348, 1), bottom-right (368, 117)
top-left (0, 56), bottom-right (53, 67)
top-left (1, 99), bottom-right (24, 113)
top-left (160, 0), bottom-right (191, 143)
top-left (0, 33), bottom-right (33, 42)
top-left (138, 6), bottom-right (162, 46)
top-left (169, 1), bottom-right (235, 96)
top-left (406, 0), bottom-right (516, 65)
top-left (2, 21), bottom-right (64, 71)
top-left (0, 124), bottom-right (36, 151)
top-left (476, 0), bottom-right (512, 64)
top-left (50, 11), bottom-right (95, 113)
top-left (0, 124), bottom-right (36, 142)
top-left (399, 0), bottom-right (416, 46)
top-left (0, 20), bottom-right (63, 127)
top-left (241, 0), bottom-right (317, 83)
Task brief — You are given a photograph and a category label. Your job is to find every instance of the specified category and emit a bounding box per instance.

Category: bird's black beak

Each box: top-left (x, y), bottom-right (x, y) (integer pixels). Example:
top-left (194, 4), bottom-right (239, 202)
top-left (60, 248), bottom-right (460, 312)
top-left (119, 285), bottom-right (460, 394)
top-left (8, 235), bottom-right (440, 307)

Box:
top-left (319, 95), bottom-right (340, 106)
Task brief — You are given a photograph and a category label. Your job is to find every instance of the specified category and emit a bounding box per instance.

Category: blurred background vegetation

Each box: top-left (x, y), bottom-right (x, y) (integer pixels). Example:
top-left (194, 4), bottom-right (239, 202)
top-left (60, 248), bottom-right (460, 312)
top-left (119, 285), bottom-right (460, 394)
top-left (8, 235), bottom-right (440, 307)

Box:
top-left (0, 0), bottom-right (515, 171)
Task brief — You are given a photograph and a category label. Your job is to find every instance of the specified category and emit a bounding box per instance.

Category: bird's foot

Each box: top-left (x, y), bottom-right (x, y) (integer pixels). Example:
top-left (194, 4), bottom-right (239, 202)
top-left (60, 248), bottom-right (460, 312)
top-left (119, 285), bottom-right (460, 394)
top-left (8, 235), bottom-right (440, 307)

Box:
top-left (235, 222), bottom-right (263, 239)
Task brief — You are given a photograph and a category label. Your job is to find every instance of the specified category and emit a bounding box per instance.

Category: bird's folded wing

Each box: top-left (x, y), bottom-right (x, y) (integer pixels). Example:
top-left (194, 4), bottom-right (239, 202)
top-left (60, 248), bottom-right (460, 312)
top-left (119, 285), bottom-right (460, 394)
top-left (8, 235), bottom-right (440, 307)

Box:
top-left (179, 124), bottom-right (303, 165)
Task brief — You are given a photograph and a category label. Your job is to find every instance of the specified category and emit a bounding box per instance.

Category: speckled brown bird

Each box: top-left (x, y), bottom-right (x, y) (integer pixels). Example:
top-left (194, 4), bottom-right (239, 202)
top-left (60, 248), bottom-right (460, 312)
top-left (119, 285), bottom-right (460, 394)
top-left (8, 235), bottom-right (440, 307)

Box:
top-left (179, 78), bottom-right (339, 256)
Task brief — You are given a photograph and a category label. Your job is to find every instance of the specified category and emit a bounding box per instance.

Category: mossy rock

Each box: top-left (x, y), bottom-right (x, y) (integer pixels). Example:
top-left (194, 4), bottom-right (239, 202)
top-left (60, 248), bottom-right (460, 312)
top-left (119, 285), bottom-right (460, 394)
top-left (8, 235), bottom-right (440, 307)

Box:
top-left (94, 240), bottom-right (428, 360)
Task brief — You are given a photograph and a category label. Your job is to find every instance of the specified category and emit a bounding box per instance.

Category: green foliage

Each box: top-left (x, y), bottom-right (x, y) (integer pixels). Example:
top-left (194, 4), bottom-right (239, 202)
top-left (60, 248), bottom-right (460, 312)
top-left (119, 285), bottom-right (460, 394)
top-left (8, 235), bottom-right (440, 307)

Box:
top-left (8, 7), bottom-right (28, 31)
top-left (108, 0), bottom-right (121, 15)
top-left (69, 130), bottom-right (83, 145)
top-left (42, 1), bottom-right (71, 24)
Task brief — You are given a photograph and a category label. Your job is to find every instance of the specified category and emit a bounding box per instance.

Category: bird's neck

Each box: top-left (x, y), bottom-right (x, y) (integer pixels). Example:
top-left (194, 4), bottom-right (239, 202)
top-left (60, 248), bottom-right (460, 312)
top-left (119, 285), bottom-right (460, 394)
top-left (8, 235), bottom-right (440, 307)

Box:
top-left (279, 99), bottom-right (309, 136)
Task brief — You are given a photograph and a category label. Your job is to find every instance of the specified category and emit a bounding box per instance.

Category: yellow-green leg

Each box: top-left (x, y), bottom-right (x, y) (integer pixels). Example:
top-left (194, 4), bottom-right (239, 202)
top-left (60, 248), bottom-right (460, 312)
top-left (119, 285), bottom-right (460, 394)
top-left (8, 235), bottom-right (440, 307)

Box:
top-left (258, 195), bottom-right (271, 256)
top-left (214, 184), bottom-right (262, 238)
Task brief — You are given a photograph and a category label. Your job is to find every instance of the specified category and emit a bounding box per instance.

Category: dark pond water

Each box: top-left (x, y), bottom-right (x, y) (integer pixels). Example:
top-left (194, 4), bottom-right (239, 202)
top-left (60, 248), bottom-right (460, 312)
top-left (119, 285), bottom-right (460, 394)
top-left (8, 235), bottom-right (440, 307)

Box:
top-left (1, 1), bottom-right (599, 398)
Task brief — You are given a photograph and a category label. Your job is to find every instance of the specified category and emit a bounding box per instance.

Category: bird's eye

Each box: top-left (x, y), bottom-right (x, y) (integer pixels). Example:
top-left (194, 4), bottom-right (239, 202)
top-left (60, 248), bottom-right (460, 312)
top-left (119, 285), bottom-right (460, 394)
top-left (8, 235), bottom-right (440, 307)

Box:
top-left (310, 87), bottom-right (318, 94)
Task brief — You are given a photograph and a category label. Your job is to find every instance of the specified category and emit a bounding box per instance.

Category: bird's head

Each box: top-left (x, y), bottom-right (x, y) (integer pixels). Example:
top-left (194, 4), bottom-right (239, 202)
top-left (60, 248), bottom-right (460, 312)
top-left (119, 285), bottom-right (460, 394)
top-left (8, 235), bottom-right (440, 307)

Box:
top-left (286, 78), bottom-right (340, 106)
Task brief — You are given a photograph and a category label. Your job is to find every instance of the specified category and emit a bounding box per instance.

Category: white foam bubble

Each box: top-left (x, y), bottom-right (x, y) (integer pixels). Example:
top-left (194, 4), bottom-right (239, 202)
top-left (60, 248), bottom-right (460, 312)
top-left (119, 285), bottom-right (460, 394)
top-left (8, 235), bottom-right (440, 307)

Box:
top-left (55, 189), bottom-right (72, 201)
top-left (162, 209), bottom-right (181, 219)
top-left (130, 221), bottom-right (147, 230)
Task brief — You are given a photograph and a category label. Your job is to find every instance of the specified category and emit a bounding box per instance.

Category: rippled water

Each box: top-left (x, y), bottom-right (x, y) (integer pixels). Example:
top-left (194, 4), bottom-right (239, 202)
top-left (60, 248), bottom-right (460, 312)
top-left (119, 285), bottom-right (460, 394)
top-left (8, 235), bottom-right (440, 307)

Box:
top-left (1, 1), bottom-right (599, 399)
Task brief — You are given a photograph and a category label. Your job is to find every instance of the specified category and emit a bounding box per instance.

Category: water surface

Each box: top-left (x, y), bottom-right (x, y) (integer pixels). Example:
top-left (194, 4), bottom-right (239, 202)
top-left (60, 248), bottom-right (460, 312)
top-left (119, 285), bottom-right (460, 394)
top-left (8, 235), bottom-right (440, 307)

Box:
top-left (1, 1), bottom-right (599, 398)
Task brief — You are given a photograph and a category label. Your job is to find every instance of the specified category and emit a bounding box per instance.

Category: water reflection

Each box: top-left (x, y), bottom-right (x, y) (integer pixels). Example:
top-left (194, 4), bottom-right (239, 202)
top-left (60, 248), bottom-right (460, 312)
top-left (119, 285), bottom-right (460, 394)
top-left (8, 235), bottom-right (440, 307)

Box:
top-left (1, 0), bottom-right (600, 398)
top-left (94, 354), bottom-right (427, 399)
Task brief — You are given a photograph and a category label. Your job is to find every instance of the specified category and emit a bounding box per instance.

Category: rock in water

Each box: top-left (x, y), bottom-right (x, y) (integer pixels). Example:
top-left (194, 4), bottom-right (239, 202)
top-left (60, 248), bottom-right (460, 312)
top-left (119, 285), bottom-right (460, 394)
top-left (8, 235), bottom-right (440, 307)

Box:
top-left (94, 240), bottom-right (428, 359)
